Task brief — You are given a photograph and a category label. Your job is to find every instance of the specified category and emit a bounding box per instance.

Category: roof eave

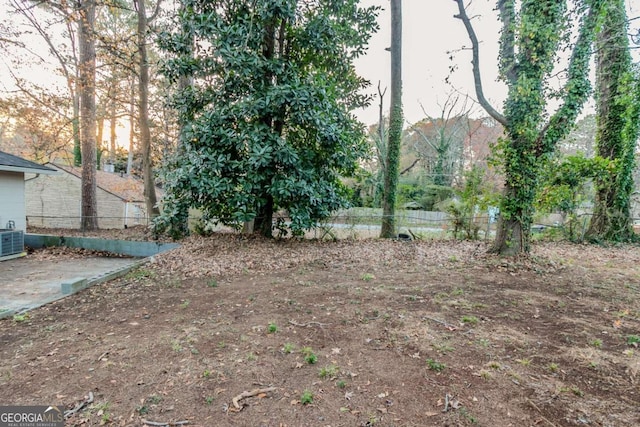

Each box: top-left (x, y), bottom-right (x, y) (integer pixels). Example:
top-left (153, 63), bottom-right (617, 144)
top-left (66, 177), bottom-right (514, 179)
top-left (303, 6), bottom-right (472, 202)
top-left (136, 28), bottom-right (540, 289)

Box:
top-left (0, 165), bottom-right (59, 175)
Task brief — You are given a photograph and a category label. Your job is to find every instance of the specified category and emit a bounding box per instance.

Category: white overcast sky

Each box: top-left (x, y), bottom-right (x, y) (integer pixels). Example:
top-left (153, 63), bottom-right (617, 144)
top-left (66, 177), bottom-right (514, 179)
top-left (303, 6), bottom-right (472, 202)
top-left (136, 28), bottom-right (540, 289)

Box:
top-left (1, 0), bottom-right (638, 128)
top-left (354, 0), bottom-right (505, 126)
top-left (354, 0), bottom-right (640, 126)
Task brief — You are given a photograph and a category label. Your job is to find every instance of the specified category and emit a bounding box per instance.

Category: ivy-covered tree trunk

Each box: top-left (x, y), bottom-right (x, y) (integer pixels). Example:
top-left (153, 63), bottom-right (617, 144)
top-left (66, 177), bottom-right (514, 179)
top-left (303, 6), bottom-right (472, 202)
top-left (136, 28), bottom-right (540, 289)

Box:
top-left (585, 0), bottom-right (640, 242)
top-left (455, 0), bottom-right (602, 255)
top-left (380, 0), bottom-right (402, 238)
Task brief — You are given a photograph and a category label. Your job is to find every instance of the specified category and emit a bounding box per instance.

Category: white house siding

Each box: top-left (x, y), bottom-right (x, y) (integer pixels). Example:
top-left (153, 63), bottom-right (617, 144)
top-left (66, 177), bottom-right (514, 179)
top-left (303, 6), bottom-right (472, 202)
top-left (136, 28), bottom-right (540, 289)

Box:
top-left (0, 171), bottom-right (27, 231)
top-left (96, 189), bottom-right (126, 229)
top-left (25, 168), bottom-right (129, 229)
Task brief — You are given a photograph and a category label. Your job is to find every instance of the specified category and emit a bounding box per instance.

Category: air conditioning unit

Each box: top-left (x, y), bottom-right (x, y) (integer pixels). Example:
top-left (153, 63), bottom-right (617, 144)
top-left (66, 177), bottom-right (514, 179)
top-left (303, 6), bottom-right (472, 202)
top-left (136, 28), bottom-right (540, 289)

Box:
top-left (0, 230), bottom-right (24, 257)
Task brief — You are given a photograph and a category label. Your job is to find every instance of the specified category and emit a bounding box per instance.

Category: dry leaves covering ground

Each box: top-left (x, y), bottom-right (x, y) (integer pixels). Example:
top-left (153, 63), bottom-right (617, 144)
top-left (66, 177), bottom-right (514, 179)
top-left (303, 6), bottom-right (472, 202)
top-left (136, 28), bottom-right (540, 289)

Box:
top-left (1, 232), bottom-right (639, 427)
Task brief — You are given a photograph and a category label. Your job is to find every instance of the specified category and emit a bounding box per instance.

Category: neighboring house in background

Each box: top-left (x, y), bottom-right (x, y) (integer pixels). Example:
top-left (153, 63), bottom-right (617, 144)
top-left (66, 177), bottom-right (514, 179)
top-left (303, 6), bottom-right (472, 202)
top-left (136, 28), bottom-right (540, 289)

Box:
top-left (25, 163), bottom-right (159, 229)
top-left (0, 150), bottom-right (57, 232)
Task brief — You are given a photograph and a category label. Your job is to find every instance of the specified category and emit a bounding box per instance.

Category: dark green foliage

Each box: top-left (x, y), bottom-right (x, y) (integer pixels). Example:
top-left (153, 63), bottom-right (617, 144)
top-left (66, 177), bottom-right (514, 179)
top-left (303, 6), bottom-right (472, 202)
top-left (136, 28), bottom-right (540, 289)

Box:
top-left (537, 154), bottom-right (613, 240)
top-left (445, 166), bottom-right (496, 240)
top-left (154, 0), bottom-right (379, 237)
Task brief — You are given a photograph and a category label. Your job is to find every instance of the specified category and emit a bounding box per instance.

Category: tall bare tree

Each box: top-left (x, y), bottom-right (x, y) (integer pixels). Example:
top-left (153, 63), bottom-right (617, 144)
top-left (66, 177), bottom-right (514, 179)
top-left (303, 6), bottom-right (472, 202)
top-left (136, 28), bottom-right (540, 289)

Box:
top-left (134, 0), bottom-right (161, 219)
top-left (78, 0), bottom-right (98, 230)
top-left (7, 0), bottom-right (82, 166)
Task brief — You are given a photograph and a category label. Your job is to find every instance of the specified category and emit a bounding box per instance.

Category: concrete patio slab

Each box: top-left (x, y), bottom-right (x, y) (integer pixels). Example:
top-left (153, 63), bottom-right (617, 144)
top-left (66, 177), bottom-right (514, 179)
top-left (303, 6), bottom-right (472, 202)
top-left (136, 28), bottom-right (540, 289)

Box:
top-left (0, 255), bottom-right (144, 318)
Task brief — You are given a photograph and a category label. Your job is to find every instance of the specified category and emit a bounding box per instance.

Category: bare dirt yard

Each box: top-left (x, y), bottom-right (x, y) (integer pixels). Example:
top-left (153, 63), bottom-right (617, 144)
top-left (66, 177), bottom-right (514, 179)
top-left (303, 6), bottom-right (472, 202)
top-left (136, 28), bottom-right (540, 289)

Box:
top-left (1, 233), bottom-right (639, 427)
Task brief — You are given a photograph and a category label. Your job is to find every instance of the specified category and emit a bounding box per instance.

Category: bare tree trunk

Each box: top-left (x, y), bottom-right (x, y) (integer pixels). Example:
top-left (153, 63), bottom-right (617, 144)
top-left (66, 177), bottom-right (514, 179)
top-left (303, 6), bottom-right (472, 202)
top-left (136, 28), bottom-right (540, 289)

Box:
top-left (135, 0), bottom-right (160, 221)
top-left (78, 0), bottom-right (98, 231)
top-left (127, 76), bottom-right (135, 176)
top-left (96, 116), bottom-right (104, 168)
top-left (72, 94), bottom-right (82, 166)
top-left (380, 0), bottom-right (402, 238)
top-left (110, 97), bottom-right (117, 165)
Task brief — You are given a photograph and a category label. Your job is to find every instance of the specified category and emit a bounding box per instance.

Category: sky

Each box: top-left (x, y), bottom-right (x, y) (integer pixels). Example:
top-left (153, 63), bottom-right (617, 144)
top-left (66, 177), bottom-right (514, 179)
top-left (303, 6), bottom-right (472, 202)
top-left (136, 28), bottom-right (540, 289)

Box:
top-left (354, 0), bottom-right (640, 127)
top-left (353, 0), bottom-right (506, 126)
top-left (1, 0), bottom-right (639, 130)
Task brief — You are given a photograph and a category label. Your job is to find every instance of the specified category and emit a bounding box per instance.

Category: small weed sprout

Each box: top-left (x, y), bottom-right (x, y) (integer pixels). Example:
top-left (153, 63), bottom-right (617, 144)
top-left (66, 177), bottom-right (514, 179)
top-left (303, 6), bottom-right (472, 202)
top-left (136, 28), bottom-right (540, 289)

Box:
top-left (202, 369), bottom-right (212, 378)
top-left (508, 371), bottom-right (521, 382)
top-left (561, 386), bottom-right (584, 397)
top-left (12, 313), bottom-right (29, 323)
top-left (516, 358), bottom-right (531, 367)
top-left (305, 352), bottom-right (318, 364)
top-left (205, 396), bottom-right (214, 405)
top-left (337, 380), bottom-right (347, 389)
top-left (486, 361), bottom-right (501, 370)
top-left (319, 364), bottom-right (339, 379)
top-left (171, 340), bottom-right (183, 352)
top-left (207, 279), bottom-right (218, 288)
top-left (267, 323), bottom-right (278, 333)
top-left (626, 335), bottom-right (640, 346)
top-left (302, 347), bottom-right (318, 364)
top-left (590, 338), bottom-right (603, 348)
top-left (426, 358), bottom-right (446, 372)
top-left (361, 273), bottom-right (375, 281)
top-left (300, 390), bottom-right (314, 405)
top-left (548, 363), bottom-right (559, 373)
top-left (93, 401), bottom-right (111, 423)
top-left (179, 300), bottom-right (190, 309)
top-left (461, 315), bottom-right (478, 325)
top-left (477, 338), bottom-right (490, 347)
top-left (433, 343), bottom-right (455, 354)
top-left (459, 407), bottom-right (478, 424)
top-left (126, 268), bottom-right (152, 280)
top-left (283, 343), bottom-right (295, 354)
top-left (147, 395), bottom-right (162, 405)
top-left (478, 369), bottom-right (492, 380)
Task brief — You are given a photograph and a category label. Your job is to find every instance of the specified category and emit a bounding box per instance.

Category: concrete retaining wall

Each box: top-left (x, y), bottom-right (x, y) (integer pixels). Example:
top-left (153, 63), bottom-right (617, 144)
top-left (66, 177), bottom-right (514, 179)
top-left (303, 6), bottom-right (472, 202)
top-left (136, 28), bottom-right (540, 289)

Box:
top-left (24, 234), bottom-right (179, 257)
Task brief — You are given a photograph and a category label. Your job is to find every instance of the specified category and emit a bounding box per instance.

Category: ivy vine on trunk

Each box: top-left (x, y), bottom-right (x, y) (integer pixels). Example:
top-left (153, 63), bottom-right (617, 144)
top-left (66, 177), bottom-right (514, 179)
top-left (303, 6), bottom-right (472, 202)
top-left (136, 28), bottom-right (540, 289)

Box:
top-left (454, 0), bottom-right (603, 256)
top-left (585, 0), bottom-right (640, 242)
top-left (380, 0), bottom-right (403, 238)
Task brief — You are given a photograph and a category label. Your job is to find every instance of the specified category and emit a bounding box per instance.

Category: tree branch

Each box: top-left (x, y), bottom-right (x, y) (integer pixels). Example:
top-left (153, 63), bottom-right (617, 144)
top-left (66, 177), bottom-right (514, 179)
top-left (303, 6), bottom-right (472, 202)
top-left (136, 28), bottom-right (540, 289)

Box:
top-left (400, 158), bottom-right (419, 175)
top-left (149, 0), bottom-right (164, 23)
top-left (453, 0), bottom-right (507, 126)
top-left (497, 0), bottom-right (517, 85)
top-left (535, 1), bottom-right (602, 156)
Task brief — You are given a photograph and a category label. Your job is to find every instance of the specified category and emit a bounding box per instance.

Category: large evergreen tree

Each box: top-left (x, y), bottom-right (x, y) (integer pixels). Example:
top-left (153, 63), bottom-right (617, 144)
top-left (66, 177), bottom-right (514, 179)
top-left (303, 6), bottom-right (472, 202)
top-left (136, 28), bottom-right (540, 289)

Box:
top-left (155, 0), bottom-right (378, 238)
